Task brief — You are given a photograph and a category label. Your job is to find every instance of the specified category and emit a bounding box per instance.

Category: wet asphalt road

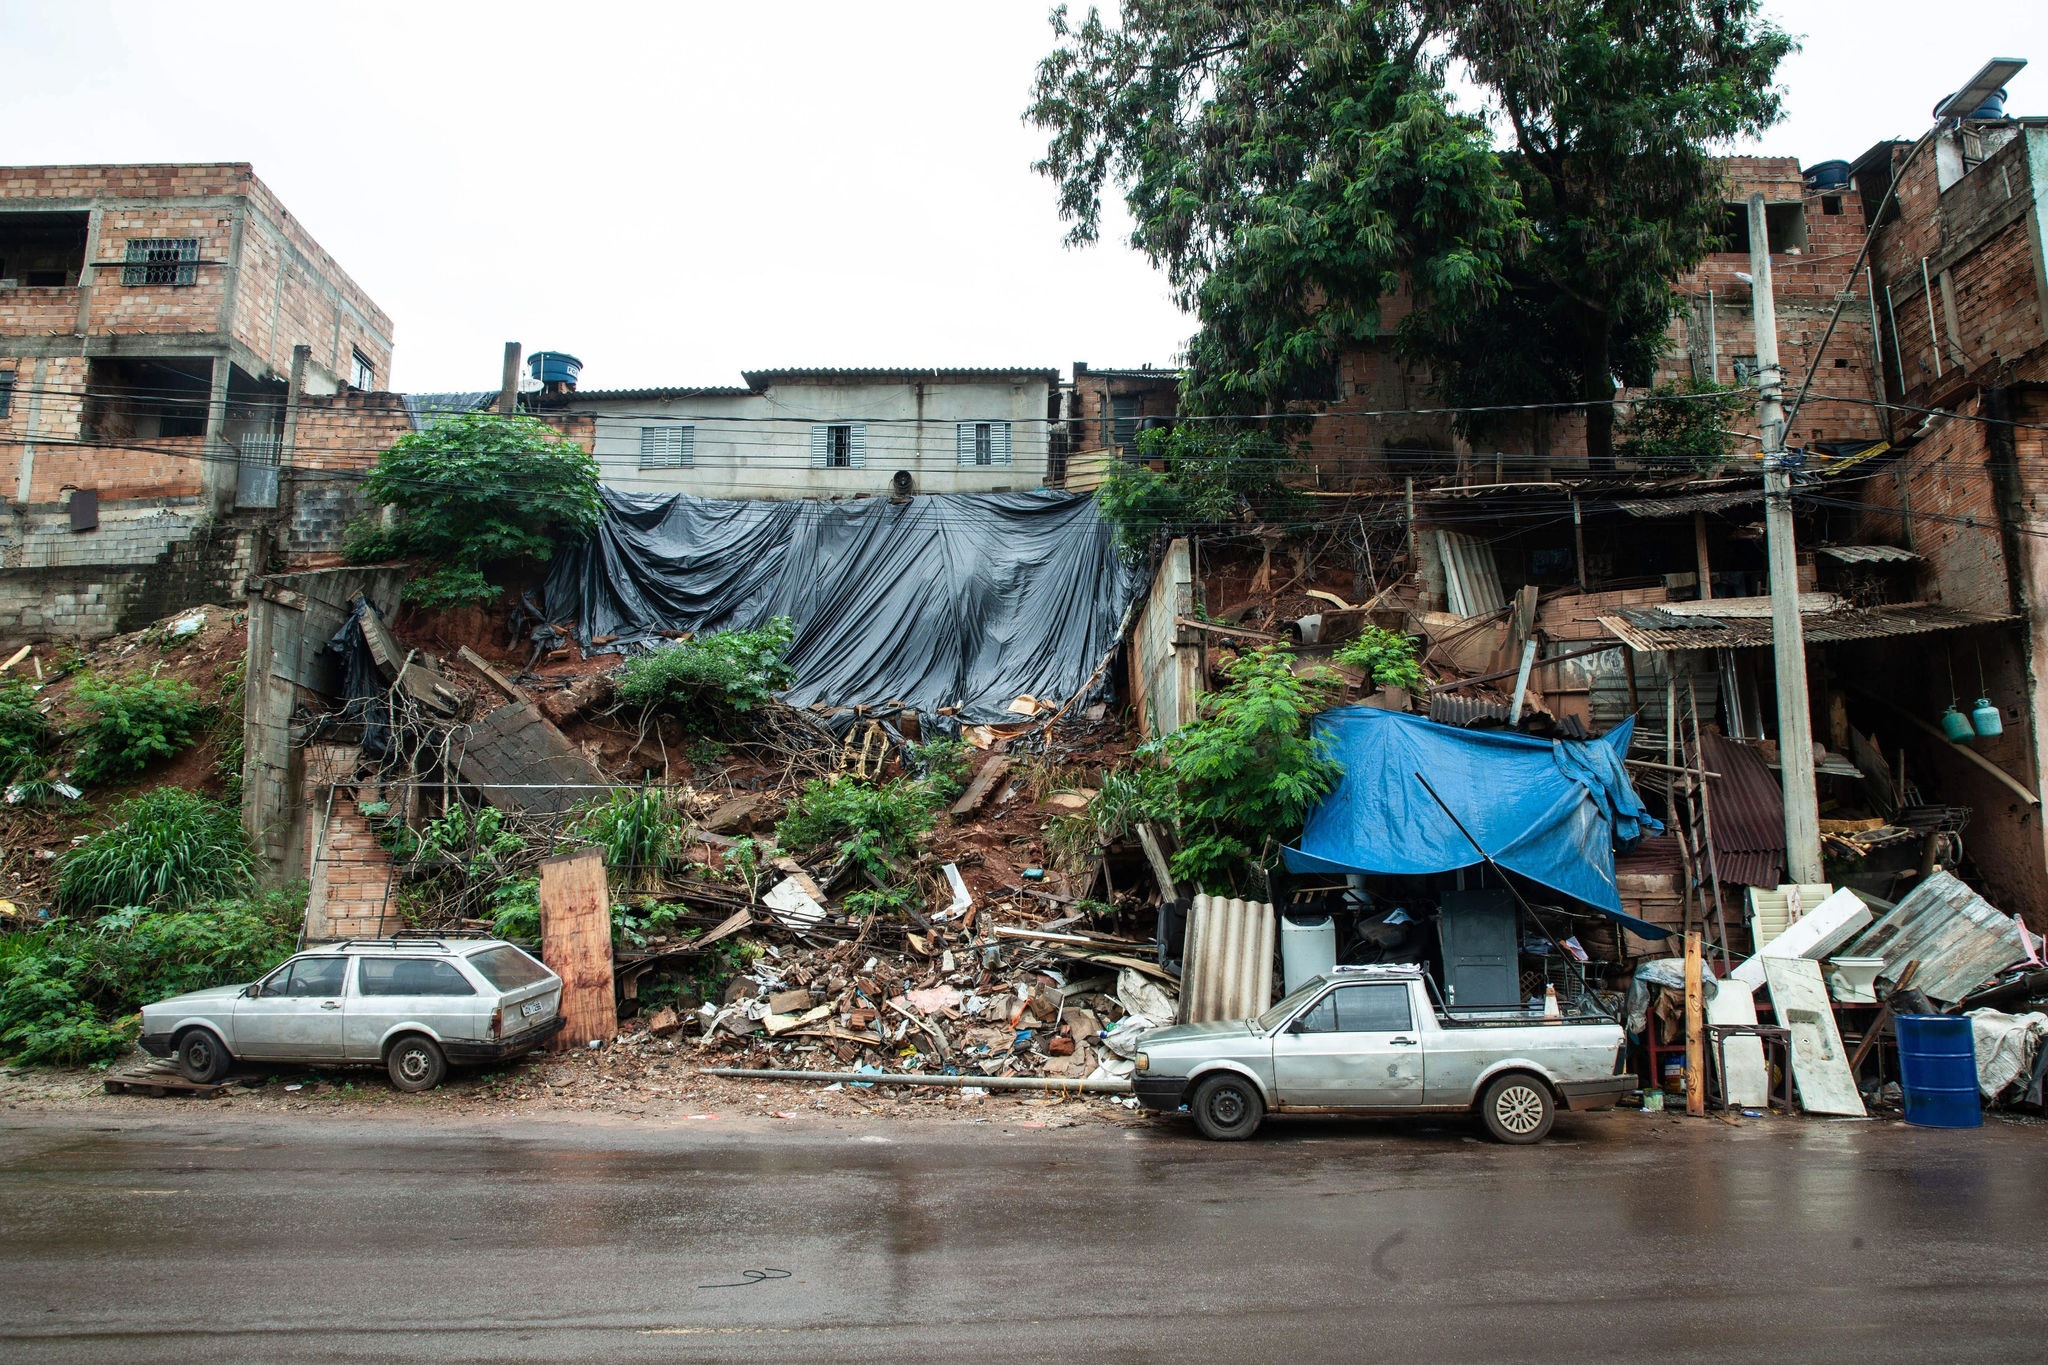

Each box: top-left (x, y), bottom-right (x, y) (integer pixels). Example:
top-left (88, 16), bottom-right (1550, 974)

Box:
top-left (2, 1107), bottom-right (2045, 1362)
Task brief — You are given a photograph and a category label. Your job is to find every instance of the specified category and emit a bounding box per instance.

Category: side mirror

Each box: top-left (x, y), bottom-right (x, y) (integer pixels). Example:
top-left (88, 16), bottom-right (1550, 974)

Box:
top-left (1287, 1018), bottom-right (1307, 1034)
top-left (243, 983), bottom-right (261, 998)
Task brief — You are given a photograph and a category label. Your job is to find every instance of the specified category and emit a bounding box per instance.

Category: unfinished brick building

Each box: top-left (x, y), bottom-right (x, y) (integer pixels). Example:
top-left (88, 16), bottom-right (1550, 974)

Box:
top-left (0, 163), bottom-right (394, 635)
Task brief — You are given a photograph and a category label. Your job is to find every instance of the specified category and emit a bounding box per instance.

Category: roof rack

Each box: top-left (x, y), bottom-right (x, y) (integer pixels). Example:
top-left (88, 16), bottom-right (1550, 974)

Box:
top-left (1330, 962), bottom-right (1424, 975)
top-left (318, 935), bottom-right (488, 953)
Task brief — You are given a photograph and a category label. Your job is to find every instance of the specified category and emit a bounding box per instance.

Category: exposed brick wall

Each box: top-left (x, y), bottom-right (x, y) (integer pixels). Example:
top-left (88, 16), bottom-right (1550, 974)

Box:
top-left (301, 744), bottom-right (396, 941)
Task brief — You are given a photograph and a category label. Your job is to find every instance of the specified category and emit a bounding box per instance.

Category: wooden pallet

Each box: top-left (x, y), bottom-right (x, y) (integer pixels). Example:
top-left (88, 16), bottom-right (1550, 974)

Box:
top-left (103, 1066), bottom-right (234, 1099)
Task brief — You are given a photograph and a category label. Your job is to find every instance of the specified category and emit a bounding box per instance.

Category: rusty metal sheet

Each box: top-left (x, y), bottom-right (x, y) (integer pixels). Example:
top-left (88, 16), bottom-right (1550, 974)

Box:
top-left (1181, 894), bottom-right (1276, 1024)
top-left (1840, 870), bottom-right (2030, 1003)
top-left (1700, 732), bottom-right (1786, 890)
top-left (1597, 604), bottom-right (2016, 653)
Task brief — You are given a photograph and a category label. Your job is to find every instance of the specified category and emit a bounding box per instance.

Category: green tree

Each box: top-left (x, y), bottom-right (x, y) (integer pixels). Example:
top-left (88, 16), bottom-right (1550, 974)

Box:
top-left (1614, 379), bottom-right (1746, 469)
top-left (1097, 424), bottom-right (1301, 560)
top-left (1029, 2), bottom-right (1792, 468)
top-left (351, 411), bottom-right (603, 606)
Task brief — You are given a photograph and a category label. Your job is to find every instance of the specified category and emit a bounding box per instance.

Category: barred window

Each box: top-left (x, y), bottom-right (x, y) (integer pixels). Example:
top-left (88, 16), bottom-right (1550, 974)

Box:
top-left (120, 238), bottom-right (200, 286)
top-left (639, 425), bottom-right (695, 469)
top-left (956, 420), bottom-right (1012, 467)
top-left (811, 423), bottom-right (865, 469)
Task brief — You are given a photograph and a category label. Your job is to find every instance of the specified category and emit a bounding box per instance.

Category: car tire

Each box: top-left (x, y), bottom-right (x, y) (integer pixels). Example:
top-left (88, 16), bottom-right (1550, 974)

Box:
top-left (1189, 1073), bottom-right (1265, 1141)
top-left (385, 1035), bottom-right (447, 1093)
top-left (1479, 1072), bottom-right (1555, 1143)
top-left (174, 1028), bottom-right (231, 1085)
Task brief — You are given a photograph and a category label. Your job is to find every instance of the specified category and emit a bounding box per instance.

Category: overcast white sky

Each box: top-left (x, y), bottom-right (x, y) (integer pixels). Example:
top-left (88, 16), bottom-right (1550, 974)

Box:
top-left (4, 1), bottom-right (2045, 392)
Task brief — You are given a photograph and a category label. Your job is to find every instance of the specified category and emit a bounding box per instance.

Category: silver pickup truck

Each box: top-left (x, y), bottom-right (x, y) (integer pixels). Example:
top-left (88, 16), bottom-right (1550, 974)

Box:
top-left (1132, 964), bottom-right (1631, 1142)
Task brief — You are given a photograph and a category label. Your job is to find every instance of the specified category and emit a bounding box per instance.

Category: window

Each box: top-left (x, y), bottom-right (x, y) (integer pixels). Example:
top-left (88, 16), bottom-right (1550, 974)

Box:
top-left (260, 956), bottom-right (348, 998)
top-left (0, 372), bottom-right (12, 420)
top-left (120, 237), bottom-right (199, 286)
top-left (468, 945), bottom-right (552, 991)
top-left (357, 957), bottom-right (476, 997)
top-left (956, 420), bottom-right (1012, 467)
top-left (1821, 195), bottom-right (1843, 217)
top-left (350, 349), bottom-right (374, 391)
top-left (638, 424), bottom-right (695, 469)
top-left (811, 422), bottom-right (865, 469)
top-left (1293, 983), bottom-right (1413, 1034)
top-left (1111, 396), bottom-right (1140, 450)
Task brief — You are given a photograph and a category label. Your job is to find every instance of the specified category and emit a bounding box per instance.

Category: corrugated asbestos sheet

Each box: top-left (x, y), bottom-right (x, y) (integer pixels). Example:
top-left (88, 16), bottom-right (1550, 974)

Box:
top-left (1181, 894), bottom-right (1277, 1024)
top-left (1597, 604), bottom-right (2015, 652)
top-left (1700, 731), bottom-right (1785, 889)
top-left (1435, 530), bottom-right (1506, 617)
top-left (1841, 870), bottom-right (2031, 1003)
top-left (1615, 489), bottom-right (1763, 518)
top-left (1816, 544), bottom-right (1921, 563)
top-left (1428, 694), bottom-right (1590, 738)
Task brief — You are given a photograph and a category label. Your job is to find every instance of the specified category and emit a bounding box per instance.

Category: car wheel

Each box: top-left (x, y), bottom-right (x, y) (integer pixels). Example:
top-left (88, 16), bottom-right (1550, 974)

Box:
top-left (1480, 1073), bottom-right (1555, 1143)
top-left (385, 1035), bottom-right (447, 1093)
top-left (1189, 1073), bottom-right (1265, 1141)
top-left (174, 1028), bottom-right (231, 1085)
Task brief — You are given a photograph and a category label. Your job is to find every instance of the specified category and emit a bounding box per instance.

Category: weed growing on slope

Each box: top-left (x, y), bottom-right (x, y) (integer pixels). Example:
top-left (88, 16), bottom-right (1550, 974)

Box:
top-left (57, 789), bottom-right (254, 914)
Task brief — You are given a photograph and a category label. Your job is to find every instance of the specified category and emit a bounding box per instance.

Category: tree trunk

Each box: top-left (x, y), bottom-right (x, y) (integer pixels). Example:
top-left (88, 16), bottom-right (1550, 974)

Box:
top-left (1582, 326), bottom-right (1616, 473)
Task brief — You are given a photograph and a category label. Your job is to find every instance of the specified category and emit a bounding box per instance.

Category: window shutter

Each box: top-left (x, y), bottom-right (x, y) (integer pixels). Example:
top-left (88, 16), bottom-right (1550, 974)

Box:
top-left (811, 425), bottom-right (829, 468)
top-left (994, 420), bottom-right (1012, 466)
top-left (956, 422), bottom-right (974, 467)
top-left (849, 423), bottom-right (866, 468)
top-left (677, 425), bottom-right (695, 468)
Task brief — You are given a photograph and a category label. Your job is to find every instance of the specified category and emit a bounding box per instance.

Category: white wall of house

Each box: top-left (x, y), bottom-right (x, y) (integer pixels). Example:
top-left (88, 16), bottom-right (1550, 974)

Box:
top-left (574, 371), bottom-right (1055, 500)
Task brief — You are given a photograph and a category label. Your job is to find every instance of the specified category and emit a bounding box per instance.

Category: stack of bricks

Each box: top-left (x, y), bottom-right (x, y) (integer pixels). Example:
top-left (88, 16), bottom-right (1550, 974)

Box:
top-left (302, 743), bottom-right (395, 941)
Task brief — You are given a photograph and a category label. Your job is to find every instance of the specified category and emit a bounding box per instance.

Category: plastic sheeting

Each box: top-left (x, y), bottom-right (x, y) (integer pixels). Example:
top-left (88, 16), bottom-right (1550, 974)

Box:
top-left (545, 488), bottom-right (1139, 725)
top-left (1283, 707), bottom-right (1665, 928)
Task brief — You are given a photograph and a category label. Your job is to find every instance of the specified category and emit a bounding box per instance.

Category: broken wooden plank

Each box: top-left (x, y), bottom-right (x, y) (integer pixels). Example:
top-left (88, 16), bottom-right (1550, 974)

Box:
top-left (0, 644), bottom-right (31, 675)
top-left (1136, 822), bottom-right (1180, 904)
top-left (1176, 616), bottom-right (1281, 644)
top-left (950, 755), bottom-right (1014, 817)
top-left (703, 793), bottom-right (767, 834)
top-left (540, 847), bottom-right (617, 1051)
top-left (458, 646), bottom-right (529, 705)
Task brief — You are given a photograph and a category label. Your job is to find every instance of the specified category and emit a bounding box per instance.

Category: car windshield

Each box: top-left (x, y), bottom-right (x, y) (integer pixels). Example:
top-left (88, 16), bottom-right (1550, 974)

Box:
top-left (1254, 978), bottom-right (1328, 1033)
top-left (467, 944), bottom-right (551, 991)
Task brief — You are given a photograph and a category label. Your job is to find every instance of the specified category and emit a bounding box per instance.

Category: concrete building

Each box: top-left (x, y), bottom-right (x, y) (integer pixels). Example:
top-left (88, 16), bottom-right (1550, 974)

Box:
top-left (1060, 362), bottom-right (1182, 490)
top-left (534, 365), bottom-right (1060, 500)
top-left (0, 163), bottom-right (393, 635)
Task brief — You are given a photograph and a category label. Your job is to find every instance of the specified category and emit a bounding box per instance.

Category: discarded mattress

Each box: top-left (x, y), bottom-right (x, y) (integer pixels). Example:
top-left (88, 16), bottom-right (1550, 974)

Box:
top-left (1284, 708), bottom-right (1664, 927)
top-left (545, 489), bottom-right (1139, 725)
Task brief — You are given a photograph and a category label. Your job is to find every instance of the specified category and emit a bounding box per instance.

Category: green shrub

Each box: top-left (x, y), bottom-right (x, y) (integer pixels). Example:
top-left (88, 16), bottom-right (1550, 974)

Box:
top-left (909, 738), bottom-right (972, 797)
top-left (68, 674), bottom-right (207, 783)
top-left (0, 679), bottom-right (57, 784)
top-left (57, 789), bottom-right (254, 913)
top-left (573, 788), bottom-right (687, 891)
top-left (489, 877), bottom-right (540, 941)
top-left (402, 565), bottom-right (499, 609)
top-left (1616, 380), bottom-right (1748, 470)
top-left (353, 411), bottom-right (602, 591)
top-left (776, 773), bottom-right (946, 885)
top-left (615, 618), bottom-right (795, 724)
top-left (0, 960), bottom-right (129, 1066)
top-left (1140, 644), bottom-right (1342, 892)
top-left (1097, 425), bottom-right (1304, 561)
top-left (1332, 626), bottom-right (1425, 693)
top-left (402, 802), bottom-right (525, 878)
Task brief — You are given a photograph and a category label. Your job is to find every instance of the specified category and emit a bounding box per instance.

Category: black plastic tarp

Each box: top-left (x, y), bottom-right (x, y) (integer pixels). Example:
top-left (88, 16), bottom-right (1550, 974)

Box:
top-left (545, 489), bottom-right (1140, 724)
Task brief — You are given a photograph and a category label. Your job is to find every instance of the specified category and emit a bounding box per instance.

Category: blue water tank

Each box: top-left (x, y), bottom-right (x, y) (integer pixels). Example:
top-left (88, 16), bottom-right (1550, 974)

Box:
top-left (1803, 159), bottom-right (1852, 191)
top-left (1934, 88), bottom-right (2008, 120)
top-left (1896, 1014), bottom-right (1981, 1128)
top-left (528, 351), bottom-right (583, 387)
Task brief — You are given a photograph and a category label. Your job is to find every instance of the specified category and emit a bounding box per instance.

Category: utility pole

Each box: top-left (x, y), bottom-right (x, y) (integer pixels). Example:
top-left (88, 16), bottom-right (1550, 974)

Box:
top-left (1747, 192), bottom-right (1823, 884)
top-left (498, 342), bottom-right (522, 415)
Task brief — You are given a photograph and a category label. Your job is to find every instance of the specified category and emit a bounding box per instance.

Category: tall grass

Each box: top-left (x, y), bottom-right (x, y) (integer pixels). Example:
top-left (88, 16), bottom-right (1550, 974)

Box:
top-left (57, 789), bottom-right (254, 913)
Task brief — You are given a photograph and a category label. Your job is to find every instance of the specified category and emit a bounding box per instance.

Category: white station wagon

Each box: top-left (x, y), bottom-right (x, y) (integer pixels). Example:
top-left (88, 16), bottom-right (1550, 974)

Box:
top-left (138, 938), bottom-right (565, 1091)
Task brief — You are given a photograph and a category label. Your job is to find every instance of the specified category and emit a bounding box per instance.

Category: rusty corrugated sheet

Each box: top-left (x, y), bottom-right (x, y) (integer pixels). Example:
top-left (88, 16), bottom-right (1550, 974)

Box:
top-left (1699, 732), bottom-right (1785, 889)
top-left (1840, 871), bottom-right (2031, 1003)
top-left (1615, 489), bottom-right (1763, 518)
top-left (1428, 694), bottom-right (1589, 739)
top-left (1181, 894), bottom-right (1277, 1024)
top-left (1597, 604), bottom-right (2015, 653)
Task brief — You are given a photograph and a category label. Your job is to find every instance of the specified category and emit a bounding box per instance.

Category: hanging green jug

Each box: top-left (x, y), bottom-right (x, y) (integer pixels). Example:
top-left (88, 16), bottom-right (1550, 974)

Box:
top-left (1940, 705), bottom-right (1975, 742)
top-left (1972, 697), bottom-right (2003, 738)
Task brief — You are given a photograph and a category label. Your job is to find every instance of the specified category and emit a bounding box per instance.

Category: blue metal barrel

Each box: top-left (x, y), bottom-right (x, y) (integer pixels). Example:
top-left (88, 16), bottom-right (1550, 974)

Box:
top-left (1896, 1014), bottom-right (1981, 1128)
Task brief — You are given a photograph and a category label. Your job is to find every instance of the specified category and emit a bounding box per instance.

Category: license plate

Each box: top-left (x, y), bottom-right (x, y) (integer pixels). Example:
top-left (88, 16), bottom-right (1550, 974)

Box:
top-left (521, 1000), bottom-right (544, 1018)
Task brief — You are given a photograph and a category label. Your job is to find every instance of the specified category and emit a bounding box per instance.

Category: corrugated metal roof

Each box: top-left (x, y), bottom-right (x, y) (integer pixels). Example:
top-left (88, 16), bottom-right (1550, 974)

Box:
top-left (1700, 732), bottom-right (1786, 889)
top-left (1597, 604), bottom-right (2015, 653)
top-left (1816, 544), bottom-right (1921, 563)
top-left (1840, 870), bottom-right (2030, 1003)
top-left (1615, 489), bottom-right (1764, 518)
top-left (1427, 694), bottom-right (1590, 739)
top-left (1181, 894), bottom-right (1276, 1024)
top-left (742, 366), bottom-right (1060, 387)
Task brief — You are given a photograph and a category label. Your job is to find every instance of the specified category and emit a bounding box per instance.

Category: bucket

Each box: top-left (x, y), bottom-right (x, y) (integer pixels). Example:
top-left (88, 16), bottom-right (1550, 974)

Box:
top-left (1896, 1014), bottom-right (1981, 1128)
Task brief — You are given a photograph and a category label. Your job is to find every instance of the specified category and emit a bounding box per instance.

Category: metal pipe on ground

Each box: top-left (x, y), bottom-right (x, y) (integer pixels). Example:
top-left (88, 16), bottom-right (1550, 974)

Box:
top-left (704, 1067), bottom-right (1134, 1096)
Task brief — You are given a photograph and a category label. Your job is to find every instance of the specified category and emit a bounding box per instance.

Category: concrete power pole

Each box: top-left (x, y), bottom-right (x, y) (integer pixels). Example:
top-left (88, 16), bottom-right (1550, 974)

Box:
top-left (1747, 192), bottom-right (1823, 884)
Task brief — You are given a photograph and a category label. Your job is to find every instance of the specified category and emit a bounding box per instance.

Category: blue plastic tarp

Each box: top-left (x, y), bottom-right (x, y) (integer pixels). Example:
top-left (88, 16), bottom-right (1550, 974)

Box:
top-left (1283, 708), bottom-right (1668, 937)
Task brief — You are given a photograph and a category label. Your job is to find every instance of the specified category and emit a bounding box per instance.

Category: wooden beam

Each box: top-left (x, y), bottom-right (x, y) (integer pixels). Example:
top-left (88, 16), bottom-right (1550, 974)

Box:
top-left (1694, 511), bottom-right (1714, 601)
top-left (457, 646), bottom-right (528, 705)
top-left (539, 847), bottom-right (616, 1050)
top-left (1684, 931), bottom-right (1705, 1117)
top-left (949, 755), bottom-right (1014, 817)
